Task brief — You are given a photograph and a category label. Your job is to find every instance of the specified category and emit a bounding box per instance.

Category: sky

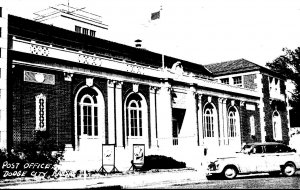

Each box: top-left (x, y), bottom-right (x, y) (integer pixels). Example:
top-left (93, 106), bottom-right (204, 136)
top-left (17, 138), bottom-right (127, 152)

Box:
top-left (5, 0), bottom-right (300, 67)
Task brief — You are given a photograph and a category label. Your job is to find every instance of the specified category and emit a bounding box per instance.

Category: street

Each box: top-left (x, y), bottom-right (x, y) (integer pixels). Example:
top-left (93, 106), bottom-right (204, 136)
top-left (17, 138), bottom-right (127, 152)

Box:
top-left (144, 172), bottom-right (300, 189)
top-left (1, 169), bottom-right (300, 189)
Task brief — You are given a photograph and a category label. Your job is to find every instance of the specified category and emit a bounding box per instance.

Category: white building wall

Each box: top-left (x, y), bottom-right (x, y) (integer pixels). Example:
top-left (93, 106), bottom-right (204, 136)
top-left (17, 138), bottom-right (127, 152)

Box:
top-left (156, 80), bottom-right (173, 148)
top-left (0, 1), bottom-right (7, 149)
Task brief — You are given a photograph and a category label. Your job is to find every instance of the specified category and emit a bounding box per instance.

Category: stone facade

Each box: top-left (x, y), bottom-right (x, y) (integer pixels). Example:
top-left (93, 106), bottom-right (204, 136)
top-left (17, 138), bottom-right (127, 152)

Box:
top-left (0, 12), bottom-right (289, 171)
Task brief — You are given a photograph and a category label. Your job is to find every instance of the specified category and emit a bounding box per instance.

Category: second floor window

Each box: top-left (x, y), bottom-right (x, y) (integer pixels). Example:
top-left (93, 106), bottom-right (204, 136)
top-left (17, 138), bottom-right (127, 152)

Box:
top-left (233, 76), bottom-right (242, 87)
top-left (75, 26), bottom-right (96, 37)
top-left (220, 78), bottom-right (229, 84)
top-left (90, 30), bottom-right (96, 37)
top-left (75, 26), bottom-right (81, 33)
top-left (83, 28), bottom-right (89, 35)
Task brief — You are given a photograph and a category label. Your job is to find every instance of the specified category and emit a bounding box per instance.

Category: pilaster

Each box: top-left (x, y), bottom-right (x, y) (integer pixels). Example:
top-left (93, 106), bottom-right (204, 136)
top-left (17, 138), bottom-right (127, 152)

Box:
top-left (115, 81), bottom-right (123, 147)
top-left (197, 93), bottom-right (203, 146)
top-left (107, 80), bottom-right (115, 144)
top-left (149, 86), bottom-right (158, 148)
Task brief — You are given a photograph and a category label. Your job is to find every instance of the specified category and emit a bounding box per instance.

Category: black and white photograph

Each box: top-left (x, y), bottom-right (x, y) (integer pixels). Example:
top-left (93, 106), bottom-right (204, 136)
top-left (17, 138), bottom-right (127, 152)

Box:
top-left (0, 0), bottom-right (300, 189)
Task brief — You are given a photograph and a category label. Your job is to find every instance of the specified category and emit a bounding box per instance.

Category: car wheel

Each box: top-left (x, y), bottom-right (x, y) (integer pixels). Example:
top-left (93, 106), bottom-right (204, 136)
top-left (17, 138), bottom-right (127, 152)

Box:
top-left (223, 166), bottom-right (237, 180)
top-left (282, 163), bottom-right (296, 177)
top-left (269, 171), bottom-right (281, 177)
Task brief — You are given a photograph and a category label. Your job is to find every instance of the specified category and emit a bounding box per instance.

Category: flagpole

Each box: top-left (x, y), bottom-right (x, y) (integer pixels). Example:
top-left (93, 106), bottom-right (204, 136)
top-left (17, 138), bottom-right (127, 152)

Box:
top-left (150, 3), bottom-right (165, 69)
top-left (160, 5), bottom-right (164, 70)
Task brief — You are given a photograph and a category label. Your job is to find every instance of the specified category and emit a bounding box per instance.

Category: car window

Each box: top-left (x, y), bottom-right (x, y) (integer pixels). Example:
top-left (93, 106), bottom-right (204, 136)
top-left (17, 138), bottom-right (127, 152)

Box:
top-left (241, 144), bottom-right (252, 153)
top-left (276, 144), bottom-right (292, 153)
top-left (265, 145), bottom-right (278, 153)
top-left (252, 145), bottom-right (263, 154)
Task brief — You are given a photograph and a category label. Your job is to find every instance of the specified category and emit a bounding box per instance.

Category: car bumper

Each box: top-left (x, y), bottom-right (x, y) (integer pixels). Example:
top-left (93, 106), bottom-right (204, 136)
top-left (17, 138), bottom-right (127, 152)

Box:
top-left (206, 169), bottom-right (222, 176)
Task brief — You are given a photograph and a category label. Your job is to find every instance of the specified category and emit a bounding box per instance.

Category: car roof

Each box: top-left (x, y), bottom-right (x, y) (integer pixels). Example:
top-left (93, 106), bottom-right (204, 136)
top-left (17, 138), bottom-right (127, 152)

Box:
top-left (245, 142), bottom-right (285, 146)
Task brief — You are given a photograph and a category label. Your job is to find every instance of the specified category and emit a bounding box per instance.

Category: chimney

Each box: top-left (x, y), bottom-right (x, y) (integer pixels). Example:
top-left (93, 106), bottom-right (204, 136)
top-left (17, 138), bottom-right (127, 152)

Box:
top-left (134, 39), bottom-right (142, 48)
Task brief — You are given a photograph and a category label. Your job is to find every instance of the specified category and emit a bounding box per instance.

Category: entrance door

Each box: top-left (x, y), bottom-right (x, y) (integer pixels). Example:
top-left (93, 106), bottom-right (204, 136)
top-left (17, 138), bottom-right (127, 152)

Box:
top-left (78, 95), bottom-right (101, 153)
top-left (75, 87), bottom-right (104, 158)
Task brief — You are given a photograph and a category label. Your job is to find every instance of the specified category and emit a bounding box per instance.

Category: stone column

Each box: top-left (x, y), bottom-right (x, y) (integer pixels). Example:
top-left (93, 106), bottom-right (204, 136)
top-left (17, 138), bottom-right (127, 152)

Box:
top-left (156, 80), bottom-right (173, 147)
top-left (197, 93), bottom-right (203, 146)
top-left (218, 98), bottom-right (224, 146)
top-left (107, 80), bottom-right (115, 144)
top-left (149, 86), bottom-right (158, 148)
top-left (115, 81), bottom-right (123, 147)
top-left (187, 85), bottom-right (198, 146)
top-left (222, 99), bottom-right (228, 145)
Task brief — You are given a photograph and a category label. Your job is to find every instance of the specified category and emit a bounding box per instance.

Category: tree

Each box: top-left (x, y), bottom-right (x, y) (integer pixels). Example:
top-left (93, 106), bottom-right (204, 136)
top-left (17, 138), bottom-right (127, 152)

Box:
top-left (266, 47), bottom-right (300, 127)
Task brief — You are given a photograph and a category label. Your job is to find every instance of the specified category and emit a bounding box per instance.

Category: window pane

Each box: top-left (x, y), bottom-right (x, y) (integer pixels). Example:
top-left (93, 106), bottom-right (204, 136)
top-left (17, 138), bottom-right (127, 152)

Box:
top-left (139, 110), bottom-right (142, 136)
top-left (94, 107), bottom-right (98, 136)
top-left (83, 28), bottom-right (89, 35)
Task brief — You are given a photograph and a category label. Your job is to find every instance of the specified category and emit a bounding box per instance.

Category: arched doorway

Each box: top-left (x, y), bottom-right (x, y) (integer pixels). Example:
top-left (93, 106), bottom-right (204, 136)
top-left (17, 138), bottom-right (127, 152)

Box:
top-left (272, 110), bottom-right (282, 141)
top-left (203, 102), bottom-right (218, 147)
top-left (74, 86), bottom-right (105, 156)
top-left (227, 106), bottom-right (241, 149)
top-left (124, 92), bottom-right (148, 147)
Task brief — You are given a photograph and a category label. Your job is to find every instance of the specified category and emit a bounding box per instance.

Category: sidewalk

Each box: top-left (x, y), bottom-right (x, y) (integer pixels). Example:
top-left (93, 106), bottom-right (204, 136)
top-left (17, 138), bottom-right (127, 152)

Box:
top-left (0, 167), bottom-right (207, 189)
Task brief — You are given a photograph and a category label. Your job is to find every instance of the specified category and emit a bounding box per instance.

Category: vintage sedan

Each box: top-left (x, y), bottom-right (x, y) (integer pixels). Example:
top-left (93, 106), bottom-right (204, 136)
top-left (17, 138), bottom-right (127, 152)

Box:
top-left (206, 142), bottom-right (300, 180)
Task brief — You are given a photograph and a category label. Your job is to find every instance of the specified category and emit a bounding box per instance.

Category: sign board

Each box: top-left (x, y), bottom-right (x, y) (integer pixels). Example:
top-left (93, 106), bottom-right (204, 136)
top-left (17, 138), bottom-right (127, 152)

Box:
top-left (102, 144), bottom-right (115, 166)
top-left (246, 104), bottom-right (256, 111)
top-left (133, 144), bottom-right (145, 166)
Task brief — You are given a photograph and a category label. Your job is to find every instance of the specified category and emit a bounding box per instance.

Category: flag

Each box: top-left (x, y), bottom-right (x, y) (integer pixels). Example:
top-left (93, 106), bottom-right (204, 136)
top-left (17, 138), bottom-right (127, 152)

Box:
top-left (151, 10), bottom-right (160, 20)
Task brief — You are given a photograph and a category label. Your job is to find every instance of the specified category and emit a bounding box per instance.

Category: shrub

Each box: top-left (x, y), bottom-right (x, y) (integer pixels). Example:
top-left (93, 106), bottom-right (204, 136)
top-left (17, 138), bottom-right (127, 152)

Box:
top-left (140, 155), bottom-right (186, 171)
top-left (0, 130), bottom-right (65, 179)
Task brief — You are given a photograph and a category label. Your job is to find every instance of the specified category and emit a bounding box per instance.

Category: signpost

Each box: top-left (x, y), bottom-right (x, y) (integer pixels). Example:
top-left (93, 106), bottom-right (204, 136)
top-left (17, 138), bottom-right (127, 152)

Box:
top-left (99, 144), bottom-right (118, 174)
top-left (129, 144), bottom-right (145, 171)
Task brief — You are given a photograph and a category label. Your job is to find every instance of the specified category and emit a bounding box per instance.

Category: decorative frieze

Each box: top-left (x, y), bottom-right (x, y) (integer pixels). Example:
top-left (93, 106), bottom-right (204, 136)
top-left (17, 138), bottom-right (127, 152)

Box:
top-left (78, 54), bottom-right (102, 66)
top-left (30, 44), bottom-right (49, 56)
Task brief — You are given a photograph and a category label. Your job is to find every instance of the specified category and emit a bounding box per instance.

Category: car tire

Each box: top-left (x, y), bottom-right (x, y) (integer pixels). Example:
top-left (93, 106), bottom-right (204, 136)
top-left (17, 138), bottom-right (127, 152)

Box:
top-left (282, 163), bottom-right (296, 177)
top-left (222, 166), bottom-right (237, 180)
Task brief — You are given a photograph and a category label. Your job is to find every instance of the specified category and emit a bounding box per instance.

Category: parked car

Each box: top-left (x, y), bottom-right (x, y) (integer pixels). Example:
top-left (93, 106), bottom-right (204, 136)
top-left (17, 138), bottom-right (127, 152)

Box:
top-left (206, 142), bottom-right (300, 180)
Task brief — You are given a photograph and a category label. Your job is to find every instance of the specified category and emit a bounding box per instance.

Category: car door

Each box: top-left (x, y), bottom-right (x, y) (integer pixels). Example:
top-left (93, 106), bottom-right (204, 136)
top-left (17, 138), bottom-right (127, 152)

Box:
top-left (239, 145), bottom-right (265, 173)
top-left (262, 145), bottom-right (279, 172)
top-left (274, 144), bottom-right (296, 170)
top-left (252, 145), bottom-right (269, 172)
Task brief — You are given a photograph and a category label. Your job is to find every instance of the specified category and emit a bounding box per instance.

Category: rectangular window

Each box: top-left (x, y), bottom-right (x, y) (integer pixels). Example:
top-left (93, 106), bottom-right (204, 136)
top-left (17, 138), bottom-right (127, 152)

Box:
top-left (90, 30), bottom-right (96, 37)
top-left (0, 7), bottom-right (2, 17)
top-left (220, 78), bottom-right (229, 84)
top-left (36, 94), bottom-right (46, 131)
top-left (233, 76), bottom-right (242, 87)
top-left (75, 25), bottom-right (81, 33)
top-left (83, 28), bottom-right (89, 35)
top-left (0, 27), bottom-right (2, 38)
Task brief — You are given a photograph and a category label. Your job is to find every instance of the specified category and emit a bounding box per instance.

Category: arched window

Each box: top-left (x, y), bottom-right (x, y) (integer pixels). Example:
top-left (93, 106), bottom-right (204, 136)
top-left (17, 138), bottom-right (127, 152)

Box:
top-left (228, 107), bottom-right (237, 137)
top-left (79, 94), bottom-right (98, 136)
top-left (128, 100), bottom-right (142, 136)
top-left (273, 111), bottom-right (282, 140)
top-left (250, 116), bottom-right (255, 136)
top-left (126, 93), bottom-right (144, 137)
top-left (203, 103), bottom-right (215, 138)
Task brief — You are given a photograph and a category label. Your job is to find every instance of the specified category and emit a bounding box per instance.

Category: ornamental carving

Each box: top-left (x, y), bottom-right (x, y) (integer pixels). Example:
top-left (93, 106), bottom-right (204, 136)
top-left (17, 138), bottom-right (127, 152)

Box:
top-left (30, 44), bottom-right (49, 56)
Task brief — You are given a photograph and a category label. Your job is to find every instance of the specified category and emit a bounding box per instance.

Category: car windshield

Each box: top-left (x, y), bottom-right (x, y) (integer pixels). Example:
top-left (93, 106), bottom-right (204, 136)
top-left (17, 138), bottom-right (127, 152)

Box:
top-left (240, 144), bottom-right (252, 154)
